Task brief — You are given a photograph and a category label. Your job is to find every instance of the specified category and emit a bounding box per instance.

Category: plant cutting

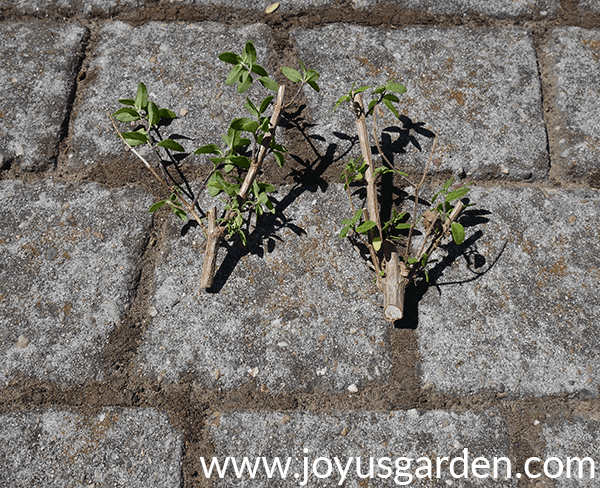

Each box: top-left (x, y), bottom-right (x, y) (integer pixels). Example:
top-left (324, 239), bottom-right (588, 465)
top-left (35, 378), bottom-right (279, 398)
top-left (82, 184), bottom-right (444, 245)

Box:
top-left (108, 41), bottom-right (320, 289)
top-left (336, 81), bottom-right (471, 321)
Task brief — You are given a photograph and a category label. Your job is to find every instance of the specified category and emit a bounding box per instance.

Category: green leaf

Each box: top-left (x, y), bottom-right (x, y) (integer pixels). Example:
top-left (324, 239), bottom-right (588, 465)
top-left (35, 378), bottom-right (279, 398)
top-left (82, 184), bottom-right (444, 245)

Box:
top-left (134, 82), bottom-right (148, 111)
top-left (230, 117), bottom-right (259, 133)
top-left (420, 253), bottom-right (429, 268)
top-left (156, 139), bottom-right (185, 152)
top-left (207, 172), bottom-right (223, 197)
top-left (387, 82), bottom-right (406, 94)
top-left (228, 155), bottom-right (251, 169)
top-left (407, 256), bottom-right (419, 265)
top-left (281, 67), bottom-right (302, 83)
top-left (113, 107), bottom-right (140, 122)
top-left (395, 222), bottom-right (412, 230)
top-left (350, 208), bottom-right (363, 225)
top-left (258, 76), bottom-right (279, 92)
top-left (367, 99), bottom-right (378, 114)
top-left (219, 52), bottom-right (241, 64)
top-left (225, 64), bottom-right (245, 86)
top-left (259, 96), bottom-right (274, 115)
top-left (273, 151), bottom-right (284, 167)
top-left (121, 129), bottom-right (148, 146)
top-left (244, 98), bottom-right (259, 117)
top-left (334, 95), bottom-right (351, 111)
top-left (451, 222), bottom-right (465, 245)
top-left (118, 98), bottom-right (135, 106)
top-left (242, 41), bottom-right (257, 65)
top-left (339, 226), bottom-right (351, 239)
top-left (173, 207), bottom-right (187, 222)
top-left (158, 108), bottom-right (177, 119)
top-left (445, 186), bottom-right (470, 203)
top-left (147, 100), bottom-right (160, 127)
top-left (194, 144), bottom-right (222, 155)
top-left (251, 64), bottom-right (268, 77)
top-left (148, 200), bottom-right (166, 212)
top-left (383, 94), bottom-right (399, 103)
top-left (354, 85), bottom-right (371, 95)
top-left (307, 80), bottom-right (320, 92)
top-left (372, 85), bottom-right (386, 95)
top-left (356, 220), bottom-right (377, 234)
top-left (238, 71), bottom-right (253, 93)
top-left (444, 177), bottom-right (455, 192)
top-left (383, 98), bottom-right (400, 118)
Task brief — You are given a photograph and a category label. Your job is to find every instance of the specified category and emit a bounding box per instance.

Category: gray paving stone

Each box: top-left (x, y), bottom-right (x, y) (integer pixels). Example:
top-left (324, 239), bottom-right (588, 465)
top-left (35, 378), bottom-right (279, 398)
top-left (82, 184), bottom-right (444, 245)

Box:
top-left (137, 184), bottom-right (390, 392)
top-left (0, 22), bottom-right (86, 171)
top-left (72, 21), bottom-right (277, 169)
top-left (0, 0), bottom-right (143, 16)
top-left (0, 408), bottom-right (182, 487)
top-left (291, 24), bottom-right (549, 181)
top-left (352, 0), bottom-right (557, 17)
top-left (543, 27), bottom-right (600, 186)
top-left (0, 180), bottom-right (153, 385)
top-left (416, 186), bottom-right (600, 397)
top-left (542, 416), bottom-right (599, 487)
top-left (578, 0), bottom-right (600, 13)
top-left (206, 409), bottom-right (515, 486)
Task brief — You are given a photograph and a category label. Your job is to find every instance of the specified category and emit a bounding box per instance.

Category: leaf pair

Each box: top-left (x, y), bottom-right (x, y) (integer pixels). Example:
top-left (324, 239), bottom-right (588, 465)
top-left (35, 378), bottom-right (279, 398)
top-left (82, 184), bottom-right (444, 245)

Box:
top-left (219, 41), bottom-right (277, 93)
top-left (281, 60), bottom-right (320, 92)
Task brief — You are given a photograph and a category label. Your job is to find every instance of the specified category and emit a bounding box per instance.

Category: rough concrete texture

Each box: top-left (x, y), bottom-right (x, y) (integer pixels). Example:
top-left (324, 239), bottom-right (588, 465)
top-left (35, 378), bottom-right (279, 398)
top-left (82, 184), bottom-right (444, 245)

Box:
top-left (0, 22), bottom-right (86, 171)
top-left (0, 0), bottom-right (146, 16)
top-left (542, 416), bottom-right (599, 487)
top-left (72, 21), bottom-right (277, 169)
top-left (0, 408), bottom-right (182, 487)
top-left (352, 0), bottom-right (557, 17)
top-left (416, 186), bottom-right (600, 397)
top-left (137, 184), bottom-right (389, 392)
top-left (291, 24), bottom-right (548, 181)
top-left (543, 27), bottom-right (600, 187)
top-left (207, 409), bottom-right (515, 486)
top-left (0, 180), bottom-right (153, 385)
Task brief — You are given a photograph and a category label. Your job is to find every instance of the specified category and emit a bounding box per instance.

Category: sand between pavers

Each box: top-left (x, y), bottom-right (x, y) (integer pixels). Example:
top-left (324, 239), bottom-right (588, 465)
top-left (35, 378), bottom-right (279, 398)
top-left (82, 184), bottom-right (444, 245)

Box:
top-left (417, 186), bottom-right (600, 397)
top-left (291, 24), bottom-right (548, 182)
top-left (0, 180), bottom-right (153, 385)
top-left (207, 409), bottom-right (515, 487)
top-left (137, 184), bottom-right (390, 393)
top-left (0, 408), bottom-right (182, 487)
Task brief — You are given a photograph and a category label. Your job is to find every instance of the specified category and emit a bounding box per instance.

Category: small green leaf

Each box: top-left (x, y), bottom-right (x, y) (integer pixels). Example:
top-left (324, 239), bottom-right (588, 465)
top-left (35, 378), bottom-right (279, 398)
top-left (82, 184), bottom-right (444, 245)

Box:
top-left (121, 129), bottom-right (148, 146)
top-left (383, 98), bottom-right (400, 118)
top-left (148, 200), bottom-right (166, 212)
top-left (307, 80), bottom-right (320, 92)
top-left (194, 144), bottom-right (222, 155)
top-left (225, 64), bottom-right (245, 86)
top-left (158, 108), bottom-right (177, 119)
top-left (354, 85), bottom-right (371, 95)
top-left (451, 222), bottom-right (465, 245)
top-left (157, 139), bottom-right (185, 152)
top-left (251, 64), bottom-right (268, 77)
top-left (244, 98), bottom-right (259, 117)
top-left (387, 82), bottom-right (406, 94)
top-left (273, 151), bottom-right (284, 167)
top-left (281, 67), bottom-right (302, 83)
top-left (147, 100), bottom-right (160, 127)
top-left (334, 95), bottom-right (351, 111)
top-left (258, 76), bottom-right (279, 92)
top-left (339, 226), bottom-right (351, 239)
top-left (444, 177), bottom-right (455, 192)
top-left (118, 98), bottom-right (135, 106)
top-left (238, 71), bottom-right (253, 93)
top-left (219, 52), bottom-right (241, 65)
top-left (356, 220), bottom-right (377, 234)
top-left (242, 41), bottom-right (257, 65)
top-left (367, 99), bottom-right (378, 114)
top-left (383, 94), bottom-right (399, 103)
top-left (445, 186), bottom-right (470, 203)
top-left (230, 117), bottom-right (259, 133)
top-left (259, 96), bottom-right (274, 115)
top-left (228, 155), bottom-right (251, 169)
top-left (173, 207), bottom-right (187, 222)
top-left (372, 85), bottom-right (386, 95)
top-left (134, 82), bottom-right (148, 111)
top-left (113, 107), bottom-right (140, 122)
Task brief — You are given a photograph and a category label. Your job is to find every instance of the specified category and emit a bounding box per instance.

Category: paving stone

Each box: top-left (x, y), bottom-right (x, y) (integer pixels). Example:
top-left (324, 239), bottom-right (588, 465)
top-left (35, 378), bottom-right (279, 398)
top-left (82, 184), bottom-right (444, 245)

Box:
top-left (0, 408), bottom-right (182, 487)
top-left (0, 22), bottom-right (86, 171)
top-left (542, 416), bottom-right (599, 487)
top-left (206, 409), bottom-right (515, 486)
top-left (352, 0), bottom-right (557, 17)
top-left (71, 21), bottom-right (277, 169)
top-left (0, 180), bottom-right (153, 385)
top-left (291, 24), bottom-right (548, 181)
top-left (416, 186), bottom-right (600, 397)
top-left (0, 0), bottom-right (144, 16)
top-left (543, 27), bottom-right (600, 187)
top-left (137, 184), bottom-right (390, 392)
top-left (578, 0), bottom-right (600, 13)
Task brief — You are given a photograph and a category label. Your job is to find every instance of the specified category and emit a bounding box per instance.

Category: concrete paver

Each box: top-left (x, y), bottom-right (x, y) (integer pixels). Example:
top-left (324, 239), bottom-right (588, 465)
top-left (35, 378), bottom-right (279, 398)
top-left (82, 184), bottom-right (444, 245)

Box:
top-left (352, 0), bottom-right (558, 17)
top-left (291, 24), bottom-right (549, 181)
top-left (543, 27), bottom-right (600, 186)
top-left (0, 22), bottom-right (86, 171)
top-left (137, 184), bottom-right (389, 392)
top-left (542, 416), bottom-right (599, 487)
top-left (207, 409), bottom-right (515, 486)
top-left (0, 408), bottom-right (182, 487)
top-left (416, 186), bottom-right (600, 397)
top-left (72, 21), bottom-right (277, 170)
top-left (0, 180), bottom-right (153, 385)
